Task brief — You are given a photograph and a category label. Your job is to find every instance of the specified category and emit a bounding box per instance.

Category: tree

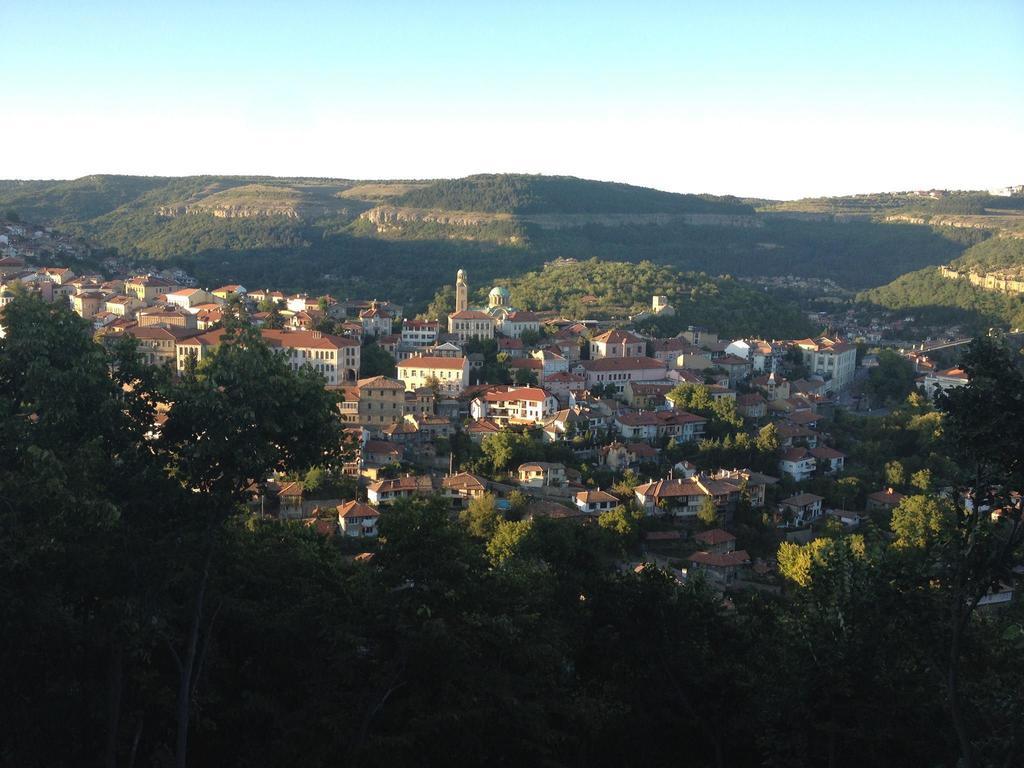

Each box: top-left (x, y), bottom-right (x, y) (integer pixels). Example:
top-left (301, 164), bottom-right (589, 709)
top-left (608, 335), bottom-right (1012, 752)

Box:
top-left (360, 342), bottom-right (396, 378)
top-left (933, 334), bottom-right (1024, 767)
top-left (910, 468), bottom-right (933, 493)
top-left (157, 322), bottom-right (342, 767)
top-left (513, 366), bottom-right (538, 386)
top-left (866, 349), bottom-right (917, 405)
top-left (755, 422), bottom-right (780, 453)
top-left (480, 430), bottom-right (532, 473)
top-left (667, 383), bottom-right (713, 411)
top-left (885, 460), bottom-right (906, 488)
top-left (697, 495), bottom-right (720, 528)
top-left (506, 490), bottom-right (529, 519)
top-left (460, 493), bottom-right (501, 539)
top-left (891, 494), bottom-right (954, 550)
top-left (486, 519), bottom-right (533, 564)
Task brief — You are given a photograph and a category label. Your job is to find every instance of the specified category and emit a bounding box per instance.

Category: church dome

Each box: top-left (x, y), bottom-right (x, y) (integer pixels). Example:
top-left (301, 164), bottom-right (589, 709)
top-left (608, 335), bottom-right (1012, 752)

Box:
top-left (488, 285), bottom-right (510, 307)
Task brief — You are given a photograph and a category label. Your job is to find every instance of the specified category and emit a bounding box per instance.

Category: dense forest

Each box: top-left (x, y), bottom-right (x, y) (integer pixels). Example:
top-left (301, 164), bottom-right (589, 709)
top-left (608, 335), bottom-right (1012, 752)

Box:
top-left (391, 173), bottom-right (755, 215)
top-left (0, 175), bottom-right (988, 310)
top-left (2, 294), bottom-right (1023, 767)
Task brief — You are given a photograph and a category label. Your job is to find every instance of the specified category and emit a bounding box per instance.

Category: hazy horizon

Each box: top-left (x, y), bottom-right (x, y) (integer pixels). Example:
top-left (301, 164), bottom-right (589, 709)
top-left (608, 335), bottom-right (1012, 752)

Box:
top-left (0, 170), bottom-right (1017, 204)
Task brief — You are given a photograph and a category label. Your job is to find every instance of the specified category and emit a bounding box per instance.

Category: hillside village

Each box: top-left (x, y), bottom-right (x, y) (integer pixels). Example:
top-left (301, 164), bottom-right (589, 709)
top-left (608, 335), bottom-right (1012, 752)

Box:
top-left (0, 216), bottom-right (990, 591)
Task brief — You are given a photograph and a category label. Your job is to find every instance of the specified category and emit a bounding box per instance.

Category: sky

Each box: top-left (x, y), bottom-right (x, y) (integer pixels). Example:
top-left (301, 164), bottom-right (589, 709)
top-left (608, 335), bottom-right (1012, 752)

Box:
top-left (1, 0), bottom-right (1022, 199)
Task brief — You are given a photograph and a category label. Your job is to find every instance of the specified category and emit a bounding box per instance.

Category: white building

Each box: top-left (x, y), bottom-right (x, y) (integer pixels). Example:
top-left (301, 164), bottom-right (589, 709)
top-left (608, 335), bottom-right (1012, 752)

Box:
top-left (396, 355), bottom-right (470, 395)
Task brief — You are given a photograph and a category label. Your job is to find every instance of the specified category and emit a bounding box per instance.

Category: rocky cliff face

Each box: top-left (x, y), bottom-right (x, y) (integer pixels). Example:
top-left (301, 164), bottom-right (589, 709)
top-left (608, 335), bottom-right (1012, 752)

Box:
top-left (359, 206), bottom-right (511, 227)
top-left (156, 203), bottom-right (354, 220)
top-left (359, 206), bottom-right (762, 231)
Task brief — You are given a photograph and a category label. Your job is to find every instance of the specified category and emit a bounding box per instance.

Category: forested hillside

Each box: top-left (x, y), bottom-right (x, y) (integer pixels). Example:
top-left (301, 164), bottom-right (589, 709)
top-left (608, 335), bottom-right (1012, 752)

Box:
top-left (454, 258), bottom-right (814, 338)
top-left (392, 173), bottom-right (754, 214)
top-left (0, 174), bottom-right (993, 308)
top-left (859, 236), bottom-right (1024, 331)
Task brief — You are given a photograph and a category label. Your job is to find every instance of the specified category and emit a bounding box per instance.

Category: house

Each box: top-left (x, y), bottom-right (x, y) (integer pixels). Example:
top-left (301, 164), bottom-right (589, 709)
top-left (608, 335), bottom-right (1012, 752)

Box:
top-left (70, 290), bottom-right (108, 319)
top-left (775, 422), bottom-right (819, 449)
top-left (396, 355), bottom-right (470, 396)
top-left (336, 501), bottom-right (380, 537)
top-left (497, 337), bottom-right (525, 358)
top-left (359, 302), bottom-right (395, 337)
top-left (778, 493), bottom-right (824, 527)
top-left (165, 288), bottom-right (219, 313)
top-left (625, 381), bottom-right (675, 409)
top-left (922, 367), bottom-right (969, 399)
top-left (465, 417), bottom-right (502, 443)
top-left (714, 354), bottom-right (752, 386)
top-left (867, 488), bottom-right (906, 512)
top-left (614, 410), bottom-right (707, 444)
top-left (440, 472), bottom-right (489, 508)
top-left (276, 481), bottom-right (305, 519)
top-left (517, 462), bottom-right (567, 488)
top-left (124, 275), bottom-right (177, 303)
top-left (574, 489), bottom-right (619, 516)
top-left (590, 329), bottom-right (646, 359)
top-left (688, 549), bottom-right (751, 584)
top-left (810, 445), bottom-right (846, 474)
top-left (599, 441), bottom-right (658, 471)
top-left (470, 386), bottom-right (559, 426)
top-left (753, 372), bottom-right (791, 401)
top-left (541, 371), bottom-right (587, 405)
top-left (576, 356), bottom-right (667, 394)
top-left (540, 406), bottom-right (593, 442)
top-left (530, 348), bottom-right (570, 378)
top-left (792, 336), bottom-right (857, 392)
top-left (694, 528), bottom-right (736, 554)
top-left (362, 440), bottom-right (403, 466)
top-left (367, 475), bottom-right (436, 505)
top-left (736, 392), bottom-right (767, 419)
top-left (211, 284), bottom-right (246, 300)
top-left (650, 337), bottom-right (707, 369)
top-left (778, 447), bottom-right (816, 481)
top-left (104, 294), bottom-right (144, 318)
top-left (633, 478), bottom-right (709, 518)
top-left (448, 310), bottom-right (495, 341)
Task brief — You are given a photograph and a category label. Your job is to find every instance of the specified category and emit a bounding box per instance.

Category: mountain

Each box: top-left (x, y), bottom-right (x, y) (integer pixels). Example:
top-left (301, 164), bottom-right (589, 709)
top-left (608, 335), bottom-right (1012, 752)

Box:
top-left (0, 173), bottom-right (1001, 308)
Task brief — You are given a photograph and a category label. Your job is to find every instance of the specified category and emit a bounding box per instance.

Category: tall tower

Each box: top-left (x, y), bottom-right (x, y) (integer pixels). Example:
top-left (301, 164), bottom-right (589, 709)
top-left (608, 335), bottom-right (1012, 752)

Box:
top-left (455, 268), bottom-right (468, 313)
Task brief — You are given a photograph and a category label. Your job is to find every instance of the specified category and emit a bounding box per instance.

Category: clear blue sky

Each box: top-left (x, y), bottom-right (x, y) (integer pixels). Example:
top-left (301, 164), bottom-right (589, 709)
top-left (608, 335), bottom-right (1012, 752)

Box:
top-left (1, 0), bottom-right (1021, 198)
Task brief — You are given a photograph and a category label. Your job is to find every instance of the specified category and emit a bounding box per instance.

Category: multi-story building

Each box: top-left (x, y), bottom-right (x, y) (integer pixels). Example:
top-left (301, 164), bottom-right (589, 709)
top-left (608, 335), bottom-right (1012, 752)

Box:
top-left (589, 329), bottom-right (646, 359)
top-left (778, 447), bottom-right (816, 481)
top-left (137, 304), bottom-right (197, 329)
top-left (122, 326), bottom-right (198, 367)
top-left (396, 355), bottom-right (470, 395)
top-left (793, 336), bottom-right (857, 392)
top-left (496, 310), bottom-right (542, 339)
top-left (401, 320), bottom-right (441, 348)
top-left (469, 386), bottom-right (559, 426)
top-left (166, 288), bottom-right (219, 313)
top-left (71, 290), bottom-right (108, 319)
top-left (125, 275), bottom-right (176, 303)
top-left (339, 376), bottom-right (407, 427)
top-left (448, 310), bottom-right (494, 341)
top-left (575, 356), bottom-right (667, 394)
top-left (359, 302), bottom-right (395, 338)
top-left (176, 328), bottom-right (360, 385)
